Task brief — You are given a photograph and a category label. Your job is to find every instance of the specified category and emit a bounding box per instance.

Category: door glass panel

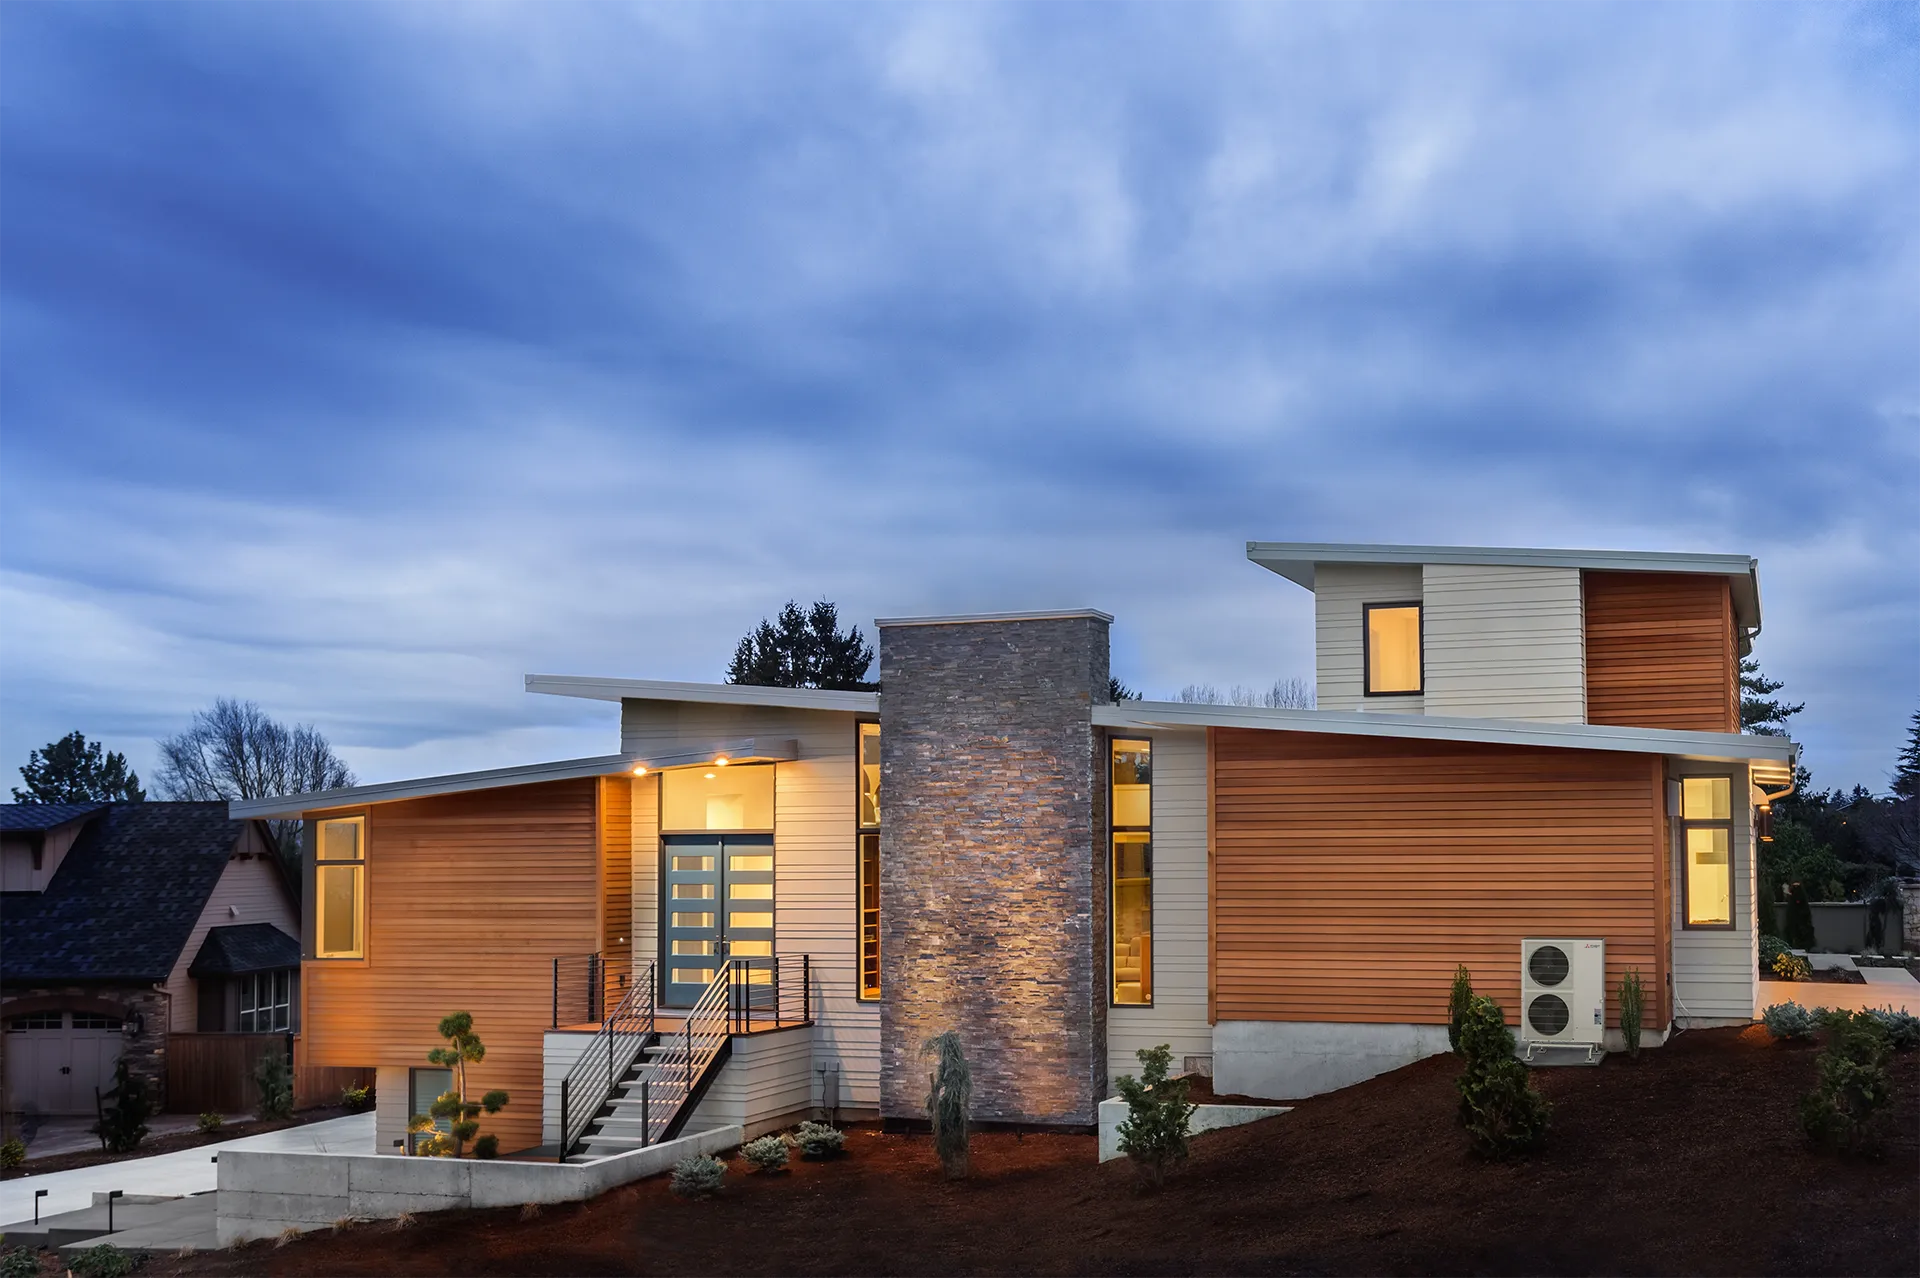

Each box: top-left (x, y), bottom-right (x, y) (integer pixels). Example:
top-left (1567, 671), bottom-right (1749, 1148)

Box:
top-left (729, 940), bottom-right (773, 957)
top-left (729, 911), bottom-right (774, 929)
top-left (672, 855), bottom-right (714, 872)
top-left (672, 940), bottom-right (714, 955)
top-left (673, 967), bottom-right (715, 984)
top-left (671, 883), bottom-right (715, 899)
top-left (730, 883), bottom-right (774, 899)
top-left (729, 854), bottom-right (773, 871)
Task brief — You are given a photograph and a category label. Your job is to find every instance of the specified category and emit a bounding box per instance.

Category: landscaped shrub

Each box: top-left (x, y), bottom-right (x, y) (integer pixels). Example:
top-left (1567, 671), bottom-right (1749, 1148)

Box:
top-left (340, 1085), bottom-right (374, 1113)
top-left (0, 1136), bottom-right (24, 1169)
top-left (670, 1153), bottom-right (726, 1198)
top-left (197, 1112), bottom-right (224, 1134)
top-left (1756, 883), bottom-right (1780, 944)
top-left (793, 1121), bottom-right (846, 1159)
top-left (0, 1246), bottom-right (39, 1278)
top-left (1618, 968), bottom-right (1644, 1059)
top-left (1761, 1002), bottom-right (1823, 1040)
top-left (1454, 995), bottom-right (1550, 1158)
top-left (1783, 882), bottom-right (1817, 951)
top-left (1447, 964), bottom-right (1475, 1053)
top-left (1770, 952), bottom-right (1812, 982)
top-left (1800, 1009), bottom-right (1895, 1156)
top-left (741, 1134), bottom-right (790, 1172)
top-left (1861, 1006), bottom-right (1920, 1050)
top-left (425, 1012), bottom-right (509, 1157)
top-left (1114, 1043), bottom-right (1198, 1189)
top-left (1758, 935), bottom-right (1790, 972)
top-left (921, 1030), bottom-right (972, 1179)
top-left (407, 1115), bottom-right (451, 1157)
top-left (473, 1134), bottom-right (499, 1160)
top-left (69, 1243), bottom-right (136, 1278)
top-left (93, 1059), bottom-right (152, 1154)
top-left (253, 1050), bottom-right (294, 1120)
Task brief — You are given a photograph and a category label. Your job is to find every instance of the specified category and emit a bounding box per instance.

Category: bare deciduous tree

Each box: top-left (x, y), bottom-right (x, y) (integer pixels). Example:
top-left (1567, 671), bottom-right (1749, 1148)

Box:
top-left (1174, 679), bottom-right (1315, 709)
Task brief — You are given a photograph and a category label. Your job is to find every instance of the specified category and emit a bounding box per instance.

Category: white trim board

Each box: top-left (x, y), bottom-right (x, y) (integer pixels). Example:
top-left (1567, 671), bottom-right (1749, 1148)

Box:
top-left (527, 674), bottom-right (879, 713)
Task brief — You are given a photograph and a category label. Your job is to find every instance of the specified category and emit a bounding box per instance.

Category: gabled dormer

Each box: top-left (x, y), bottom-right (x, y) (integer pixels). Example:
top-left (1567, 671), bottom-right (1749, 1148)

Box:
top-left (1247, 542), bottom-right (1760, 730)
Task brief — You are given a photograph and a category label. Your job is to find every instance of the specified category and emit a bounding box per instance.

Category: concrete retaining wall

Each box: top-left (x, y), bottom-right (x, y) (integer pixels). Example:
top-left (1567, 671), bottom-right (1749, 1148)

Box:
top-left (1214, 1020), bottom-right (1451, 1099)
top-left (1096, 1097), bottom-right (1290, 1162)
top-left (215, 1124), bottom-right (741, 1243)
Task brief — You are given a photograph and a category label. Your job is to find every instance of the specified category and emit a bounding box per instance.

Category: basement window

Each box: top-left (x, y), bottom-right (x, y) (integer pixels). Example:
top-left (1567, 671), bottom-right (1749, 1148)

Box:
top-left (1364, 602), bottom-right (1423, 696)
top-left (314, 816), bottom-right (365, 959)
top-left (1681, 776), bottom-right (1734, 928)
top-left (857, 721), bottom-right (881, 1002)
top-left (1111, 738), bottom-right (1152, 1006)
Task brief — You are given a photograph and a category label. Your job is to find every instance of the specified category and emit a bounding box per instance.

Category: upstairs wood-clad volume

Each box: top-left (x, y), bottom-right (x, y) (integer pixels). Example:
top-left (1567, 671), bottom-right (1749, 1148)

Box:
top-left (1211, 729), bottom-right (1668, 1031)
top-left (1583, 571), bottom-right (1738, 732)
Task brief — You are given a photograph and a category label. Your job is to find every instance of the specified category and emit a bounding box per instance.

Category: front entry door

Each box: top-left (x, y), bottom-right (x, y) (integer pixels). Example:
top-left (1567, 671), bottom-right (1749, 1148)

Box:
top-left (662, 835), bottom-right (776, 1007)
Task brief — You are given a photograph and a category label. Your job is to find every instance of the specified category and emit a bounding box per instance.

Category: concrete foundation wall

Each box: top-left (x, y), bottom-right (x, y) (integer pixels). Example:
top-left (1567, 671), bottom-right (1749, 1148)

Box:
top-left (373, 1065), bottom-right (411, 1155)
top-left (1213, 1020), bottom-right (1451, 1100)
top-left (1097, 1096), bottom-right (1289, 1162)
top-left (215, 1124), bottom-right (741, 1242)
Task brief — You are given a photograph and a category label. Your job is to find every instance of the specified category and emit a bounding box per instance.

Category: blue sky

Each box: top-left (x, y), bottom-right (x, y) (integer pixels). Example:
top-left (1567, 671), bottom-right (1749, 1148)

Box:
top-left (2, 1), bottom-right (1915, 794)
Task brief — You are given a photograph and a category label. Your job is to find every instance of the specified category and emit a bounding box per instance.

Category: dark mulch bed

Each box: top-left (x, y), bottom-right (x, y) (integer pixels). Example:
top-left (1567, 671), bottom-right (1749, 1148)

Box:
top-left (1, 1107), bottom-right (357, 1181)
top-left (153, 1028), bottom-right (1919, 1277)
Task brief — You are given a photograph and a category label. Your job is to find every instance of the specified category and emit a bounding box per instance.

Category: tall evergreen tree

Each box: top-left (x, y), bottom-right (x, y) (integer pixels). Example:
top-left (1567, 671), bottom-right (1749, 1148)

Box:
top-left (1893, 708), bottom-right (1919, 801)
top-left (726, 600), bottom-right (875, 690)
top-left (1740, 658), bottom-right (1804, 735)
top-left (13, 731), bottom-right (145, 803)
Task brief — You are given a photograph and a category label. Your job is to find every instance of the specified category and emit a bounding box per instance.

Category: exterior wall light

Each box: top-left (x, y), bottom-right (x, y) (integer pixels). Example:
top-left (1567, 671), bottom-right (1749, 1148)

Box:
top-left (632, 765), bottom-right (648, 776)
top-left (714, 756), bottom-right (730, 766)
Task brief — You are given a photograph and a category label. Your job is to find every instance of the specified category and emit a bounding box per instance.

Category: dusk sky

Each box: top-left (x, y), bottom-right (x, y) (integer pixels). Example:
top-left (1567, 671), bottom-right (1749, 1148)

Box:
top-left (2, 2), bottom-right (1915, 796)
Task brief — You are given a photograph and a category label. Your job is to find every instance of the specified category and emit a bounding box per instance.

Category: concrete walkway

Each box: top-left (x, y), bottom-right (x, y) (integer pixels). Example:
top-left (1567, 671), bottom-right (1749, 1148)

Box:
top-left (0, 1113), bottom-right (373, 1228)
top-left (1757, 971), bottom-right (1920, 1016)
top-left (14, 1113), bottom-right (247, 1162)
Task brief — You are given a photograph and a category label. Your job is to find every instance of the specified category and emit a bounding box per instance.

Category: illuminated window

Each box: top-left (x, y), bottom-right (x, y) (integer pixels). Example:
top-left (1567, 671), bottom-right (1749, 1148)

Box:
top-left (1364, 602), bottom-right (1423, 695)
top-left (661, 765), bottom-right (775, 831)
top-left (1681, 776), bottom-right (1733, 927)
top-left (314, 816), bottom-right (365, 958)
top-left (857, 722), bottom-right (881, 1001)
top-left (1111, 738), bottom-right (1152, 1005)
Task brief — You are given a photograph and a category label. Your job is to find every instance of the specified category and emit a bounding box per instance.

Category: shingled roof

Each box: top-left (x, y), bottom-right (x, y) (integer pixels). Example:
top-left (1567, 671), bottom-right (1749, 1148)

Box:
top-left (0, 801), bottom-right (109, 833)
top-left (189, 922), bottom-right (300, 977)
top-left (1, 803), bottom-right (260, 983)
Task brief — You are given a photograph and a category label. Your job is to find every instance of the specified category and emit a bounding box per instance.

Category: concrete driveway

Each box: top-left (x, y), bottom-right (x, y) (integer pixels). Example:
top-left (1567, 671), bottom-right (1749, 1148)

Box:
top-left (0, 1112), bottom-right (373, 1227)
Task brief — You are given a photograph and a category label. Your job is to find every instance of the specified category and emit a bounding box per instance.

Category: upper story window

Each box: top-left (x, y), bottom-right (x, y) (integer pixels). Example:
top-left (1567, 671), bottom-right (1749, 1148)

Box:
top-left (1680, 776), bottom-right (1733, 928)
top-left (1364, 602), bottom-right (1423, 696)
top-left (661, 764), bottom-right (775, 832)
top-left (857, 722), bottom-right (881, 1001)
top-left (314, 816), bottom-right (365, 958)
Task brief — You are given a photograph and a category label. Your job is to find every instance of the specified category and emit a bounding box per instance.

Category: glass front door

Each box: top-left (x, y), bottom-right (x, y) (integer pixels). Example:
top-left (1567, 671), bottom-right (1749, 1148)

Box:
top-left (662, 835), bottom-right (776, 1006)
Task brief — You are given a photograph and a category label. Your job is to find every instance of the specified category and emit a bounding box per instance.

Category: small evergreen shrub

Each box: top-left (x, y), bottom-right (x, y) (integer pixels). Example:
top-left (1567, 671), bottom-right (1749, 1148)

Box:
top-left (921, 1030), bottom-right (972, 1179)
top-left (1800, 1010), bottom-right (1894, 1156)
top-left (1783, 883), bottom-right (1817, 950)
top-left (93, 1060), bottom-right (152, 1153)
top-left (0, 1137), bottom-right (25, 1169)
top-left (1862, 1006), bottom-right (1920, 1050)
top-left (340, 1085), bottom-right (374, 1113)
top-left (1114, 1044), bottom-right (1198, 1189)
top-left (670, 1153), bottom-right (726, 1198)
top-left (1758, 934), bottom-right (1790, 972)
top-left (1, 1246), bottom-right (39, 1278)
top-left (1454, 995), bottom-right (1550, 1158)
top-left (473, 1134), bottom-right (499, 1160)
top-left (1447, 964), bottom-right (1475, 1053)
top-left (793, 1121), bottom-right (846, 1159)
top-left (1762, 1002), bottom-right (1822, 1040)
top-left (1771, 952), bottom-right (1813, 982)
top-left (741, 1134), bottom-right (790, 1172)
top-left (253, 1051), bottom-right (295, 1120)
top-left (69, 1243), bottom-right (136, 1278)
top-left (197, 1112), bottom-right (224, 1134)
top-left (1618, 968), bottom-right (1644, 1059)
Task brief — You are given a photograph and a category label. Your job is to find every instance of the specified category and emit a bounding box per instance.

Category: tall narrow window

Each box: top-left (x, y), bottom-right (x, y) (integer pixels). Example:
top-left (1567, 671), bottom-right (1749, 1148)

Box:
top-left (1364, 602), bottom-right (1423, 695)
top-left (856, 722), bottom-right (881, 1001)
top-left (1110, 738), bottom-right (1152, 1005)
top-left (314, 816), bottom-right (365, 958)
top-left (1681, 776), bottom-right (1733, 927)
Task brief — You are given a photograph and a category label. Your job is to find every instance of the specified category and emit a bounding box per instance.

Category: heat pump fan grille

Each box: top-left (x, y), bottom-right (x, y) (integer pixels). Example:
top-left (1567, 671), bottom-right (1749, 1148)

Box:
top-left (1527, 994), bottom-right (1570, 1037)
top-left (1528, 944), bottom-right (1570, 987)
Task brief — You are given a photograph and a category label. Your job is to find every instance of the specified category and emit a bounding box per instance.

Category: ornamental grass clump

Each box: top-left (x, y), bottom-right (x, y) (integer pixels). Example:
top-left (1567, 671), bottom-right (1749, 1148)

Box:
top-left (1762, 1001), bottom-right (1822, 1040)
top-left (794, 1121), bottom-right (846, 1159)
top-left (741, 1134), bottom-right (790, 1172)
top-left (1800, 1009), bottom-right (1895, 1157)
top-left (1114, 1043), bottom-right (1198, 1190)
top-left (1454, 995), bottom-right (1550, 1158)
top-left (670, 1153), bottom-right (727, 1198)
top-left (1618, 968), bottom-right (1645, 1059)
top-left (922, 1030), bottom-right (972, 1180)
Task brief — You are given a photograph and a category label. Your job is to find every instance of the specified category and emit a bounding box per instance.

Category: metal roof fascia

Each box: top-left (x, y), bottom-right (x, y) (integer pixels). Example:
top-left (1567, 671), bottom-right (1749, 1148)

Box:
top-left (525, 674), bottom-right (879, 713)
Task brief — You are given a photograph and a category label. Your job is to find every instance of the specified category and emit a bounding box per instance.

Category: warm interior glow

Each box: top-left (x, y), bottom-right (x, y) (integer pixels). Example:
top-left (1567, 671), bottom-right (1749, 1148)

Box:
top-left (1686, 827), bottom-right (1732, 925)
top-left (715, 756), bottom-right (729, 766)
top-left (632, 765), bottom-right (647, 776)
top-left (1366, 604), bottom-right (1422, 694)
top-left (661, 764), bottom-right (775, 831)
top-left (704, 772), bottom-right (717, 779)
top-left (1681, 776), bottom-right (1731, 821)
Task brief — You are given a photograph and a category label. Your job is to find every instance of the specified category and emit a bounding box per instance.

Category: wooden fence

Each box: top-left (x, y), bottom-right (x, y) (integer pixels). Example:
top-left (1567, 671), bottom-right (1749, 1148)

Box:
top-left (165, 1033), bottom-right (375, 1115)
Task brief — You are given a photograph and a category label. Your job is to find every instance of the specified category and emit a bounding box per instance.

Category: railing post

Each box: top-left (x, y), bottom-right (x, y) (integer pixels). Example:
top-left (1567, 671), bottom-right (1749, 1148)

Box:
top-left (641, 1079), bottom-right (650, 1147)
top-left (803, 954), bottom-right (811, 1023)
top-left (552, 957), bottom-right (560, 1029)
top-left (772, 954), bottom-right (781, 1028)
top-left (558, 1077), bottom-right (569, 1163)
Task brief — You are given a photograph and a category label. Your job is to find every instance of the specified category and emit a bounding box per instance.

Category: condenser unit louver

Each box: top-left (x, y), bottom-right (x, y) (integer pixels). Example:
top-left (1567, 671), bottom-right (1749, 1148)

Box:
top-left (1519, 938), bottom-right (1605, 1062)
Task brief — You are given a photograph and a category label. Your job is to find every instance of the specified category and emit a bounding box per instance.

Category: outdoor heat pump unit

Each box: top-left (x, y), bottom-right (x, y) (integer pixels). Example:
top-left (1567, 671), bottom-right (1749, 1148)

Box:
top-left (1519, 937), bottom-right (1606, 1063)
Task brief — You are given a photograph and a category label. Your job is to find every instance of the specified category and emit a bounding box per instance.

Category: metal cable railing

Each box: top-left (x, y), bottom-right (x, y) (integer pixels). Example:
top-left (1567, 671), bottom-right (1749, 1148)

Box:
top-left (557, 961), bottom-right (654, 1159)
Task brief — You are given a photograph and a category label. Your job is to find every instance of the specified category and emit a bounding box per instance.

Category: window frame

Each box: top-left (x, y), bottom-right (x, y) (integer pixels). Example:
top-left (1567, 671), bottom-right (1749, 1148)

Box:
top-left (312, 814), bottom-right (368, 960)
top-left (1361, 600), bottom-right (1425, 697)
top-left (408, 1066), bottom-right (454, 1153)
top-left (1678, 775), bottom-right (1736, 931)
top-left (239, 969), bottom-right (294, 1033)
top-left (855, 720), bottom-right (881, 1003)
top-left (1108, 735), bottom-right (1153, 1008)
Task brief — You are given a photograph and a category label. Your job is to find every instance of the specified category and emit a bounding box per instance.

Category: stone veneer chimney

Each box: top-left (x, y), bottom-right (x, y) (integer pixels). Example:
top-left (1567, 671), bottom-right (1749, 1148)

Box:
top-left (875, 609), bottom-right (1112, 1127)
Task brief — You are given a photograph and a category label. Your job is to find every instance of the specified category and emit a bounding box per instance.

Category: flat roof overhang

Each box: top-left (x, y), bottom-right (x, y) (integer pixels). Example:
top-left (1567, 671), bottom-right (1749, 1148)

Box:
top-left (1245, 541), bottom-right (1763, 636)
top-left (525, 674), bottom-right (878, 714)
top-left (227, 738), bottom-right (798, 820)
top-left (1095, 700), bottom-right (1798, 768)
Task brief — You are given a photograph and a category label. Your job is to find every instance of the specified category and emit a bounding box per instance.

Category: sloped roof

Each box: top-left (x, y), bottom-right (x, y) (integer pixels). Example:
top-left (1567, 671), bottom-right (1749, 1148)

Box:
top-left (0, 801), bottom-right (110, 833)
top-left (188, 922), bottom-right (299, 977)
top-left (0, 803), bottom-right (253, 983)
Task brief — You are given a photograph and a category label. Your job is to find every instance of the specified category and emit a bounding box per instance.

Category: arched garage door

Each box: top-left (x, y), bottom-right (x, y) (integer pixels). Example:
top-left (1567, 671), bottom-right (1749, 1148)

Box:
top-left (3, 1011), bottom-right (123, 1116)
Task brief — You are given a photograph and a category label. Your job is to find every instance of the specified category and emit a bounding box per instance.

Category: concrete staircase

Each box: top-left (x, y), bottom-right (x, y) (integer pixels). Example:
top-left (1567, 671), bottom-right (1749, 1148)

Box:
top-left (567, 1022), bottom-right (730, 1163)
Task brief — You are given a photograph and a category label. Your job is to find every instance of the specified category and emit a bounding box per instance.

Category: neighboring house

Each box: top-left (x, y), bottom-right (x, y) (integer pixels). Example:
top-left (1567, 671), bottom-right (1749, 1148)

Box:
top-left (233, 542), bottom-right (1795, 1158)
top-left (1, 802), bottom-right (299, 1116)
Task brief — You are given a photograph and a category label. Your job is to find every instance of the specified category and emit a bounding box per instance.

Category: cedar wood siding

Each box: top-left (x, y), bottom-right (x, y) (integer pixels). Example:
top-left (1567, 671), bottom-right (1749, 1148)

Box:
top-left (1211, 728), bottom-right (1668, 1031)
top-left (1583, 571), bottom-right (1738, 732)
top-left (301, 778), bottom-right (601, 1154)
top-left (599, 776), bottom-right (633, 980)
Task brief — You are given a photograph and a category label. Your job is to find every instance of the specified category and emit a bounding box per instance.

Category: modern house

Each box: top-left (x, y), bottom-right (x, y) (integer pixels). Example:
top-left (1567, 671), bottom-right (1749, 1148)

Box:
top-left (1, 802), bottom-right (300, 1117)
top-left (231, 542), bottom-right (1795, 1158)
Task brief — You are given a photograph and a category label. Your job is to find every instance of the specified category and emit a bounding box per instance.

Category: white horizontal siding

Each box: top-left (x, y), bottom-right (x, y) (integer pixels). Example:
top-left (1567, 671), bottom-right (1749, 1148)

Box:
top-left (1314, 565), bottom-right (1424, 714)
top-left (682, 1025), bottom-right (815, 1139)
top-left (1421, 564), bottom-right (1586, 722)
top-left (1671, 760), bottom-right (1756, 1023)
top-left (162, 825), bottom-right (298, 1032)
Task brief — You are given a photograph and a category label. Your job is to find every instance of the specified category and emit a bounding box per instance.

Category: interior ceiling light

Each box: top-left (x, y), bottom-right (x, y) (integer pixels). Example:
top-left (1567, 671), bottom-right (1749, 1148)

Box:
top-left (704, 772), bottom-right (716, 779)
